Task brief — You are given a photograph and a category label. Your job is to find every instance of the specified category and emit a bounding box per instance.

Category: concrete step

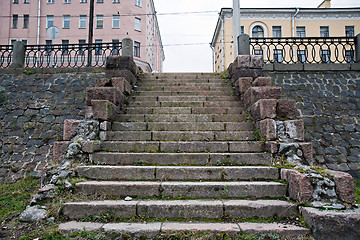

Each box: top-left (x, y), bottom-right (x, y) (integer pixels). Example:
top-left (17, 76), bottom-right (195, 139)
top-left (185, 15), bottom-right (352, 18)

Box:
top-left (101, 131), bottom-right (254, 141)
top-left (59, 221), bottom-right (310, 238)
top-left (115, 114), bottom-right (247, 122)
top-left (142, 73), bottom-right (221, 80)
top-left (90, 152), bottom-right (272, 166)
top-left (140, 78), bottom-right (225, 83)
top-left (75, 181), bottom-right (287, 198)
top-left (112, 122), bottom-right (254, 131)
top-left (140, 82), bottom-right (226, 87)
top-left (125, 107), bottom-right (244, 115)
top-left (62, 199), bottom-right (296, 220)
top-left (77, 166), bottom-right (279, 181)
top-left (133, 91), bottom-right (237, 97)
top-left (130, 96), bottom-right (239, 102)
top-left (128, 101), bottom-right (242, 108)
top-left (100, 141), bottom-right (264, 153)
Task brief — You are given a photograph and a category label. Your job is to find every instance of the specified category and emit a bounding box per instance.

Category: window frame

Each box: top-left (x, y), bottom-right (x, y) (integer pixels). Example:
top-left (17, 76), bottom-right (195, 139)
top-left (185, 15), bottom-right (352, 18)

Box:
top-left (47, 0), bottom-right (54, 3)
top-left (96, 15), bottom-right (103, 29)
top-left (135, 0), bottom-right (141, 7)
top-left (113, 0), bottom-right (120, 3)
top-left (95, 39), bottom-right (102, 55)
top-left (23, 15), bottom-right (29, 29)
top-left (47, 15), bottom-right (54, 28)
top-left (96, 0), bottom-right (103, 3)
top-left (321, 50), bottom-right (331, 63)
top-left (297, 50), bottom-right (306, 63)
top-left (13, 0), bottom-right (19, 4)
top-left (252, 26), bottom-right (264, 38)
top-left (79, 15), bottom-right (87, 29)
top-left (345, 50), bottom-right (354, 63)
top-left (80, 0), bottom-right (87, 2)
top-left (112, 15), bottom-right (120, 29)
top-left (45, 40), bottom-right (53, 55)
top-left (64, 0), bottom-right (71, 3)
top-left (134, 17), bottom-right (141, 32)
top-left (345, 26), bottom-right (354, 37)
top-left (134, 41), bottom-right (140, 57)
top-left (63, 15), bottom-right (70, 29)
top-left (12, 15), bottom-right (18, 29)
top-left (272, 26), bottom-right (282, 38)
top-left (273, 49), bottom-right (283, 63)
top-left (320, 26), bottom-right (329, 38)
top-left (78, 39), bottom-right (86, 55)
top-left (296, 27), bottom-right (306, 38)
top-left (112, 39), bottom-right (120, 55)
top-left (62, 40), bottom-right (70, 55)
top-left (24, 0), bottom-right (30, 3)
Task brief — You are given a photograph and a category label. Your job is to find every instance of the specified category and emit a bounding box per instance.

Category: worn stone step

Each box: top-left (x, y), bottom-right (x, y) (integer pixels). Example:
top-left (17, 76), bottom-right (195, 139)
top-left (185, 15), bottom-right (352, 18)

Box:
top-left (59, 221), bottom-right (310, 238)
top-left (128, 101), bottom-right (242, 108)
top-left (62, 199), bottom-right (296, 220)
top-left (99, 141), bottom-right (264, 153)
top-left (125, 107), bottom-right (244, 115)
top-left (75, 181), bottom-right (287, 198)
top-left (130, 96), bottom-right (239, 102)
top-left (102, 131), bottom-right (253, 141)
top-left (116, 114), bottom-right (247, 122)
top-left (137, 86), bottom-right (233, 92)
top-left (134, 91), bottom-right (236, 97)
top-left (111, 122), bottom-right (254, 131)
top-left (140, 82), bottom-right (226, 87)
top-left (141, 78), bottom-right (224, 83)
top-left (77, 166), bottom-right (279, 181)
top-left (143, 73), bottom-right (221, 80)
top-left (90, 152), bottom-right (272, 166)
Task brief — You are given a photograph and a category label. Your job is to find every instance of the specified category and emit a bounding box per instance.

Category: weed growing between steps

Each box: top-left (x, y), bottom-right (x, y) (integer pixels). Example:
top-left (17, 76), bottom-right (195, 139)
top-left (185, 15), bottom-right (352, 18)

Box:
top-left (355, 179), bottom-right (360, 204)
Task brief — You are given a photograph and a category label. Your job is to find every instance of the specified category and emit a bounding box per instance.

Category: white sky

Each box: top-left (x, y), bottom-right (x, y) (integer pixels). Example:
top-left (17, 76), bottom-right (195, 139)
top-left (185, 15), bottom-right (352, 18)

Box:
top-left (153, 0), bottom-right (359, 72)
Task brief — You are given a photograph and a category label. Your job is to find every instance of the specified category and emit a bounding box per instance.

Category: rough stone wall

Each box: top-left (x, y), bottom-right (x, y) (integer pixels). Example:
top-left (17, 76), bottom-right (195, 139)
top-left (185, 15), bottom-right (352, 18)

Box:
top-left (0, 70), bottom-right (104, 182)
top-left (266, 71), bottom-right (360, 178)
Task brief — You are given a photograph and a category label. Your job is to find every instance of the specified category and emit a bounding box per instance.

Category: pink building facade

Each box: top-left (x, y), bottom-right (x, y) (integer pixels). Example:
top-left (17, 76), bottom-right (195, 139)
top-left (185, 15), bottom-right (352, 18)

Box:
top-left (0, 0), bottom-right (164, 72)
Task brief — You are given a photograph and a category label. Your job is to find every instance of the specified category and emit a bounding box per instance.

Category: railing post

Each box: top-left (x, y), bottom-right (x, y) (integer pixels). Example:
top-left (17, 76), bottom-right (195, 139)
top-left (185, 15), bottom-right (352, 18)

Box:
top-left (122, 38), bottom-right (133, 58)
top-left (238, 34), bottom-right (250, 55)
top-left (10, 41), bottom-right (25, 68)
top-left (355, 33), bottom-right (360, 63)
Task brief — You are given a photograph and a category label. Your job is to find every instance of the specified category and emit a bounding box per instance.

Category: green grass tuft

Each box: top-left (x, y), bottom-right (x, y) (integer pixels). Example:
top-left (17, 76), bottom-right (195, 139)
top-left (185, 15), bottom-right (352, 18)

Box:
top-left (355, 179), bottom-right (360, 204)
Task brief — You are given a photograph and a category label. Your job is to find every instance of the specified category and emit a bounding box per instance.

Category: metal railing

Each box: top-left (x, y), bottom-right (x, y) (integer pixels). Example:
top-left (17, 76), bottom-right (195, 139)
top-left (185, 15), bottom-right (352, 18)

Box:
top-left (250, 37), bottom-right (355, 64)
top-left (0, 45), bottom-right (13, 68)
top-left (0, 42), bottom-right (122, 69)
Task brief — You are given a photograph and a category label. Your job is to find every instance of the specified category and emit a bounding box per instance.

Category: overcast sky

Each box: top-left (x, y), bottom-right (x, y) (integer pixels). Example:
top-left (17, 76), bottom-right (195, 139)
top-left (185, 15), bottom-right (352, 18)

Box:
top-left (153, 0), bottom-right (359, 72)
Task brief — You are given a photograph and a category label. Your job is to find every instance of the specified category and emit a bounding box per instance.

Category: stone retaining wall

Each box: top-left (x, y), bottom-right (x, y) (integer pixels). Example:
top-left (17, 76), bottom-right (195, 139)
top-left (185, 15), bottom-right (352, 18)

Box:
top-left (266, 71), bottom-right (360, 178)
top-left (0, 70), bottom-right (104, 181)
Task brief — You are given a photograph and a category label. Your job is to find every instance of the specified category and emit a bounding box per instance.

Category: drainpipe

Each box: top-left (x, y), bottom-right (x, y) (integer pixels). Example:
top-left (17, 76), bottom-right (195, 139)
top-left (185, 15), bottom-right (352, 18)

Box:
top-left (220, 16), bottom-right (225, 72)
top-left (210, 45), bottom-right (215, 72)
top-left (292, 8), bottom-right (300, 38)
top-left (36, 0), bottom-right (41, 46)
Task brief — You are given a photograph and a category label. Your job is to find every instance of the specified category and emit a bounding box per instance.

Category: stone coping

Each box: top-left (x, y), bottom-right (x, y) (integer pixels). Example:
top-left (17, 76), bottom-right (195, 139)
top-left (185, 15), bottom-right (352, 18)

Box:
top-left (0, 67), bottom-right (105, 75)
top-left (263, 63), bottom-right (360, 72)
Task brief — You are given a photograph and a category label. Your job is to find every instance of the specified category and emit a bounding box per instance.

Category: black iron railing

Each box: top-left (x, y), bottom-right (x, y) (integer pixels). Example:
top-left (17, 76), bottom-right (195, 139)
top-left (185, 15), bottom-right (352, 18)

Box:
top-left (1, 42), bottom-right (122, 69)
top-left (0, 45), bottom-right (13, 68)
top-left (24, 42), bottom-right (122, 68)
top-left (250, 37), bottom-right (355, 64)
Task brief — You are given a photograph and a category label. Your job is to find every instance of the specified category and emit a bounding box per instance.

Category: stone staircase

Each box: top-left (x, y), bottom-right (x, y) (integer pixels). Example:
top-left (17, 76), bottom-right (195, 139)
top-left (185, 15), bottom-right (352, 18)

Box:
top-left (59, 73), bottom-right (310, 238)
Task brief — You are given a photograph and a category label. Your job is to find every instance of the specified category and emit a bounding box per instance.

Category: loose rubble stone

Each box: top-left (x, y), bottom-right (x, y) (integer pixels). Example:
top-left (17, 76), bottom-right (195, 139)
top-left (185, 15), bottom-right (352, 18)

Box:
top-left (281, 169), bottom-right (313, 204)
top-left (19, 205), bottom-right (47, 222)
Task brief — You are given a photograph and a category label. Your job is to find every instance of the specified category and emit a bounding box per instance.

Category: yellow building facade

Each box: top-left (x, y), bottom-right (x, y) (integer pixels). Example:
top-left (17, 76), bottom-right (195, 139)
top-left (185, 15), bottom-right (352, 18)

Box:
top-left (211, 3), bottom-right (360, 72)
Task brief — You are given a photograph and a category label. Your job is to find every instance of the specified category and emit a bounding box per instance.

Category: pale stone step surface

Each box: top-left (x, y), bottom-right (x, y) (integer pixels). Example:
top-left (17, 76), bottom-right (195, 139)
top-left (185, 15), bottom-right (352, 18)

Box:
top-left (140, 82), bottom-right (226, 87)
top-left (59, 221), bottom-right (310, 237)
top-left (137, 86), bottom-right (232, 91)
top-left (99, 141), bottom-right (264, 153)
top-left (62, 199), bottom-right (296, 220)
top-left (116, 114), bottom-right (247, 122)
top-left (90, 152), bottom-right (272, 166)
top-left (75, 181), bottom-right (287, 198)
top-left (130, 95), bottom-right (239, 102)
top-left (132, 91), bottom-right (237, 97)
top-left (111, 122), bottom-right (253, 132)
top-left (77, 166), bottom-right (279, 181)
top-left (129, 100), bottom-right (242, 108)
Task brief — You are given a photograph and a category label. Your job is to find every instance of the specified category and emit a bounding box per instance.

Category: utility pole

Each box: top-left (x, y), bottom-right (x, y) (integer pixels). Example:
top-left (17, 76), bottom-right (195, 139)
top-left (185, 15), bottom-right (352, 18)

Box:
top-left (87, 0), bottom-right (95, 66)
top-left (233, 0), bottom-right (241, 59)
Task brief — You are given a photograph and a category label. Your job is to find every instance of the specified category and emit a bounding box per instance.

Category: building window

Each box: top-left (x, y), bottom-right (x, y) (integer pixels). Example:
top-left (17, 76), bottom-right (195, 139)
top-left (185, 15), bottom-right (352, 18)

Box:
top-left (23, 15), bottom-right (29, 29)
top-left (45, 40), bottom-right (53, 55)
top-left (13, 0), bottom-right (19, 3)
top-left (47, 15), bottom-right (54, 28)
top-left (345, 50), bottom-right (354, 63)
top-left (320, 26), bottom-right (329, 37)
top-left (12, 15), bottom-right (18, 29)
top-left (345, 26), bottom-right (354, 37)
top-left (296, 27), bottom-right (306, 38)
top-left (97, 0), bottom-right (103, 3)
top-left (63, 15), bottom-right (70, 29)
top-left (254, 49), bottom-right (263, 55)
top-left (80, 0), bottom-right (87, 2)
top-left (134, 17), bottom-right (141, 31)
top-left (321, 50), bottom-right (330, 63)
top-left (134, 41), bottom-right (140, 57)
top-left (47, 0), bottom-right (54, 3)
top-left (112, 15), bottom-right (120, 28)
top-left (95, 39), bottom-right (102, 55)
top-left (79, 15), bottom-right (87, 28)
top-left (64, 0), bottom-right (71, 3)
top-left (96, 15), bottom-right (103, 28)
top-left (113, 0), bottom-right (120, 2)
top-left (273, 26), bottom-right (282, 38)
top-left (10, 39), bottom-right (17, 45)
top-left (24, 0), bottom-right (30, 3)
top-left (78, 39), bottom-right (86, 55)
top-left (241, 26), bottom-right (244, 34)
top-left (112, 39), bottom-right (120, 55)
top-left (252, 26), bottom-right (264, 38)
top-left (21, 39), bottom-right (28, 45)
top-left (135, 0), bottom-right (141, 7)
top-left (273, 49), bottom-right (283, 63)
top-left (62, 40), bottom-right (69, 54)
top-left (297, 50), bottom-right (306, 63)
